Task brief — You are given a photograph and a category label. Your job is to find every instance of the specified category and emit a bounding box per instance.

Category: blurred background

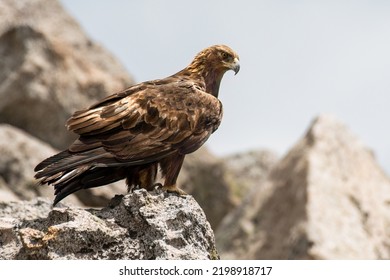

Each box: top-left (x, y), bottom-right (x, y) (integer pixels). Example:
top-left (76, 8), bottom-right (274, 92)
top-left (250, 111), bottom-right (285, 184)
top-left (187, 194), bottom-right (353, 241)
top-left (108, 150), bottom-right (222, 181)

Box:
top-left (61, 0), bottom-right (390, 174)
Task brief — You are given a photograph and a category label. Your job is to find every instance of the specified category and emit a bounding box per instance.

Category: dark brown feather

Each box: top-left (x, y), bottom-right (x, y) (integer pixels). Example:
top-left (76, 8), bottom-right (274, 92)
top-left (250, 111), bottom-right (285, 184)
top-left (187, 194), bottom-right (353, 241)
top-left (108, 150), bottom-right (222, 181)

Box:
top-left (34, 45), bottom-right (239, 205)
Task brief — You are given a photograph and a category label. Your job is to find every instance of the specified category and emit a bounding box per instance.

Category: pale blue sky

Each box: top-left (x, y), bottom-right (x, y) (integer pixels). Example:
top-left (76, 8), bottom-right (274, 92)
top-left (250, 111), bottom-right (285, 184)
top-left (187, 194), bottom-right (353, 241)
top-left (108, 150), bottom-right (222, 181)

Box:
top-left (60, 0), bottom-right (390, 174)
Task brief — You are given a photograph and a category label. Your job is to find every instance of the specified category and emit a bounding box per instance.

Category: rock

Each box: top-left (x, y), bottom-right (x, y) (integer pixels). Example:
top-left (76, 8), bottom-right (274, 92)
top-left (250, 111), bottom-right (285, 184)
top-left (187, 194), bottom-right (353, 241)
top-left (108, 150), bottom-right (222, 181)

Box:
top-left (0, 0), bottom-right (134, 150)
top-left (0, 124), bottom-right (82, 206)
top-left (223, 149), bottom-right (278, 202)
top-left (0, 189), bottom-right (218, 260)
top-left (216, 115), bottom-right (390, 259)
top-left (179, 147), bottom-right (236, 230)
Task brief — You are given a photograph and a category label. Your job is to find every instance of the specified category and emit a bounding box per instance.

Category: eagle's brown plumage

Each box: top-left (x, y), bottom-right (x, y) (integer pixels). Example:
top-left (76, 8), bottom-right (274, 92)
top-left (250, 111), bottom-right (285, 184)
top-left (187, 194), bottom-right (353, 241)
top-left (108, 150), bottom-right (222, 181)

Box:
top-left (34, 45), bottom-right (240, 205)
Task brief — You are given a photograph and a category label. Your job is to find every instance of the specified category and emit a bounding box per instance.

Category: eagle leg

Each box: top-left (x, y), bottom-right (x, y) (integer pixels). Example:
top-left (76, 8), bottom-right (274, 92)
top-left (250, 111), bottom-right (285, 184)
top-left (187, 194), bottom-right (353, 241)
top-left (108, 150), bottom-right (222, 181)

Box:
top-left (160, 153), bottom-right (187, 196)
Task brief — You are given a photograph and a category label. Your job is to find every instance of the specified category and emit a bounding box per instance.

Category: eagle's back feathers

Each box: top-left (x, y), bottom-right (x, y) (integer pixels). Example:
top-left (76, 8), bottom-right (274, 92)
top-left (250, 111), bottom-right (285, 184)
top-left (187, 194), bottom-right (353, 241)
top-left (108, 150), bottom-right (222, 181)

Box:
top-left (35, 45), bottom-right (239, 205)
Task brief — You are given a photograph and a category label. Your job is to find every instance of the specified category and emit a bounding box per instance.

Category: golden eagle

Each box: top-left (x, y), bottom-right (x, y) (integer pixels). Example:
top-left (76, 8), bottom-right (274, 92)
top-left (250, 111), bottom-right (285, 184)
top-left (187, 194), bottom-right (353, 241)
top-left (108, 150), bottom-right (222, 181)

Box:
top-left (34, 45), bottom-right (240, 205)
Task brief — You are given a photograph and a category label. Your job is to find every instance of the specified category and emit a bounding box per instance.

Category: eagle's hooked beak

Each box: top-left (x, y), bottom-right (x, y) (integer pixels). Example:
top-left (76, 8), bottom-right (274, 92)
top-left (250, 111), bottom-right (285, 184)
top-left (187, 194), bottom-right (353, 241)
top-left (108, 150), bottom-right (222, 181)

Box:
top-left (232, 57), bottom-right (240, 75)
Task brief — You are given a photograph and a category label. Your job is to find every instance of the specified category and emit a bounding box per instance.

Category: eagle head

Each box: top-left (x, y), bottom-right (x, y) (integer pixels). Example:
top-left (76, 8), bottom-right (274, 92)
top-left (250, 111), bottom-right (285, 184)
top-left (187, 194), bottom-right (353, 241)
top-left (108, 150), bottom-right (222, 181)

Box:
top-left (203, 44), bottom-right (240, 75)
top-left (185, 44), bottom-right (240, 97)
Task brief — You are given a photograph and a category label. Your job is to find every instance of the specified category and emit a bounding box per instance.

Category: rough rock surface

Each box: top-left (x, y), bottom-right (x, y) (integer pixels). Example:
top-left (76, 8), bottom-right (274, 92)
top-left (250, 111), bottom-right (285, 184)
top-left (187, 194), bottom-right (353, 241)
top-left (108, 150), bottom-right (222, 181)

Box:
top-left (216, 115), bottom-right (390, 259)
top-left (0, 0), bottom-right (134, 149)
top-left (0, 189), bottom-right (218, 260)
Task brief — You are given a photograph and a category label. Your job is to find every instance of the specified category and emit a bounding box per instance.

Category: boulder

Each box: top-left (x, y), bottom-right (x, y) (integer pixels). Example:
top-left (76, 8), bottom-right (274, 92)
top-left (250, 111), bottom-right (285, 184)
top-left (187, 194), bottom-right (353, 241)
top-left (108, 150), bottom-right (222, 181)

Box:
top-left (0, 189), bottom-right (218, 260)
top-left (0, 0), bottom-right (134, 150)
top-left (216, 115), bottom-right (390, 259)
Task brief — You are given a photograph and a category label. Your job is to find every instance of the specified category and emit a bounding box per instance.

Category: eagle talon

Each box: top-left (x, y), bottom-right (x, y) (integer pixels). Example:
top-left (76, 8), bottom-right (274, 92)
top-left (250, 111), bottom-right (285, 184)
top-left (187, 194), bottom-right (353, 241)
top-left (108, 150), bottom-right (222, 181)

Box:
top-left (162, 185), bottom-right (188, 196)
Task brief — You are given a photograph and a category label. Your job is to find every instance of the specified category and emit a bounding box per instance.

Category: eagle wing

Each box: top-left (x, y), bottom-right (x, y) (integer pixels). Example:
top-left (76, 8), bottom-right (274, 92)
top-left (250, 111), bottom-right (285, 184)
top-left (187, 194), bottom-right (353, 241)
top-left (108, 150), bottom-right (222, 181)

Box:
top-left (66, 78), bottom-right (222, 166)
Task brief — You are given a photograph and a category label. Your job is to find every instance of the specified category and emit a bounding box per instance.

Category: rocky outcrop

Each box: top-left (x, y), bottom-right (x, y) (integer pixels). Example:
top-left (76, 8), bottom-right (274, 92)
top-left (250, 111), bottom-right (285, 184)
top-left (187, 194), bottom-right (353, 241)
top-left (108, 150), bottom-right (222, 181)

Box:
top-left (0, 0), bottom-right (134, 150)
top-left (216, 115), bottom-right (390, 259)
top-left (0, 189), bottom-right (218, 260)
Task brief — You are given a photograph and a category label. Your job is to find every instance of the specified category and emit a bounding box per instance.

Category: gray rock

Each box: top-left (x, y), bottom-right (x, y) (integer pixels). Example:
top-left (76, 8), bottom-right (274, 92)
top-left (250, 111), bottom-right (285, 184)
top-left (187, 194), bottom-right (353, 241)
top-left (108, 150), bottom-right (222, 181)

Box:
top-left (0, 0), bottom-right (134, 149)
top-left (0, 189), bottom-right (218, 260)
top-left (216, 115), bottom-right (390, 259)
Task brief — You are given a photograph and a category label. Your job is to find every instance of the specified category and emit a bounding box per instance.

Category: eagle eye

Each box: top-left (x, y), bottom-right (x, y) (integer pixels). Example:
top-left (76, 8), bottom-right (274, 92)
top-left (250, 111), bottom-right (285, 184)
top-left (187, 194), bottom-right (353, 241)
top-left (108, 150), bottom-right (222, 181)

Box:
top-left (221, 52), bottom-right (232, 61)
